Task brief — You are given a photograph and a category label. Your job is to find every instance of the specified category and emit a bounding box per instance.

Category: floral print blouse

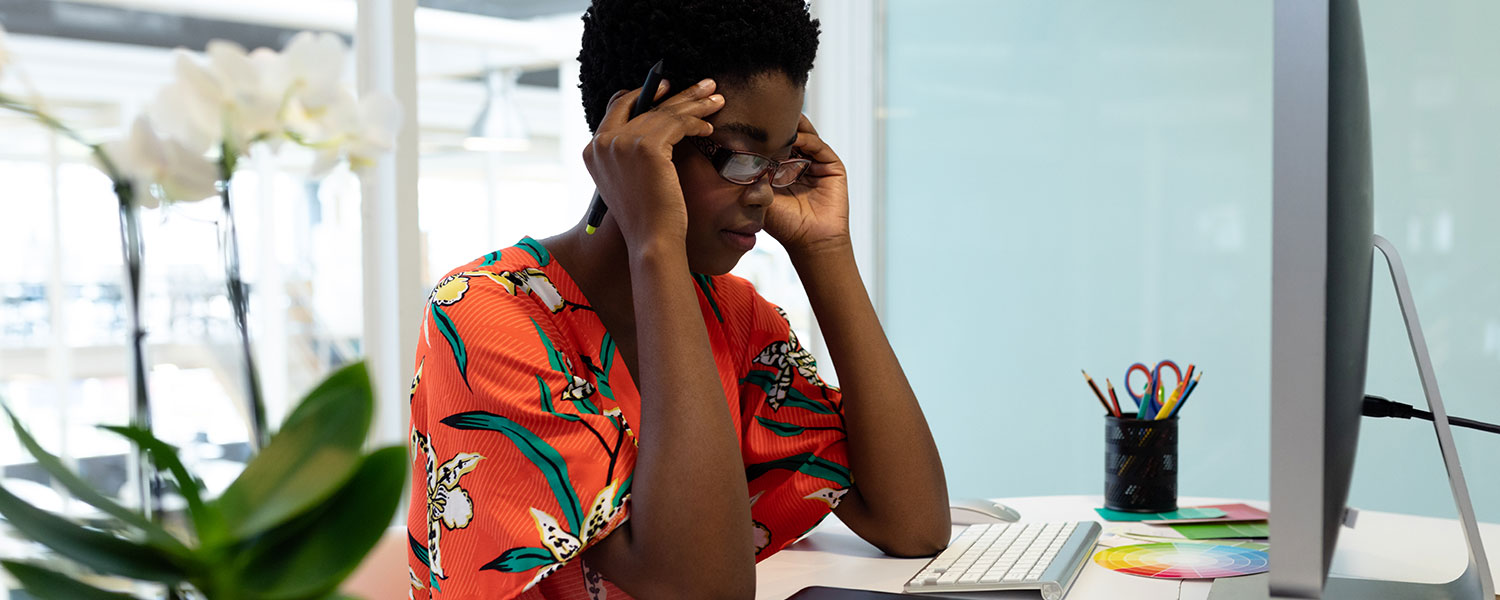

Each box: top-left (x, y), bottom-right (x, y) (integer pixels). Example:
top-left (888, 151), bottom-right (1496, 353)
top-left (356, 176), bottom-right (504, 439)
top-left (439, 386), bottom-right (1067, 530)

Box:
top-left (407, 237), bottom-right (851, 599)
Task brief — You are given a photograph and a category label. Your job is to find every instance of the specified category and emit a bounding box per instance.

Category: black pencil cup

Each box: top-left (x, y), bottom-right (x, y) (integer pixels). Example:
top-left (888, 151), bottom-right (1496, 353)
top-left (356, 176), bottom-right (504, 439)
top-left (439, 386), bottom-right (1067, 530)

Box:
top-left (1104, 413), bottom-right (1178, 513)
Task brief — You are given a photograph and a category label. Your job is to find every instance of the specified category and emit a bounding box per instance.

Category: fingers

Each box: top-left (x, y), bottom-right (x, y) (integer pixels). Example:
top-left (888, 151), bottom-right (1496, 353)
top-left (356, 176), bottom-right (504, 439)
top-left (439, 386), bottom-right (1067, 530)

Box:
top-left (794, 130), bottom-right (842, 167)
top-left (600, 86), bottom-right (647, 130)
top-left (657, 78), bottom-right (716, 108)
top-left (641, 78), bottom-right (722, 139)
top-left (796, 113), bottom-right (821, 136)
top-left (599, 78), bottom-right (723, 134)
top-left (792, 114), bottom-right (845, 178)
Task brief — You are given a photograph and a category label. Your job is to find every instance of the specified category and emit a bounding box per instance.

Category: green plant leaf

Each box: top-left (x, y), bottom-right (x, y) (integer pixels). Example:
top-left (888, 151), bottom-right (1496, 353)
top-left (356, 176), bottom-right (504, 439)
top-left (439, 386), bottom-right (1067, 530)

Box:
top-left (233, 446), bottom-right (406, 600)
top-left (0, 560), bottom-right (137, 600)
top-left (98, 425), bottom-right (218, 544)
top-left (215, 362), bottom-right (373, 541)
top-left (1, 403), bottom-right (190, 556)
top-left (279, 361), bottom-right (374, 433)
top-left (0, 483), bottom-right (189, 582)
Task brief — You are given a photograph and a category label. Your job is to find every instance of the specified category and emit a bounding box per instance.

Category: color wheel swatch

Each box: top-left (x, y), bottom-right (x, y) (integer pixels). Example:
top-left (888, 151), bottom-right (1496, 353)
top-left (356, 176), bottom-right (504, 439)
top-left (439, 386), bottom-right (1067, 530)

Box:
top-left (1093, 542), bottom-right (1269, 579)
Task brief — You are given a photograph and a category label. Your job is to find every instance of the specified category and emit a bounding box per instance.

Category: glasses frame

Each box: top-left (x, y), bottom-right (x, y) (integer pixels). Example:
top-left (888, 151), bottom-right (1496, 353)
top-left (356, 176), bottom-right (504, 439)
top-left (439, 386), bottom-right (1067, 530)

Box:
top-left (688, 136), bottom-right (812, 188)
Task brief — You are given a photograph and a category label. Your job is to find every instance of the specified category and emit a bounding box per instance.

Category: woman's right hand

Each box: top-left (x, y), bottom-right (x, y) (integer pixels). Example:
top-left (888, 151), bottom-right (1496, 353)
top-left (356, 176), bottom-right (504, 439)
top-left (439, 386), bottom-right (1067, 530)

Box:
top-left (582, 77), bottom-right (724, 252)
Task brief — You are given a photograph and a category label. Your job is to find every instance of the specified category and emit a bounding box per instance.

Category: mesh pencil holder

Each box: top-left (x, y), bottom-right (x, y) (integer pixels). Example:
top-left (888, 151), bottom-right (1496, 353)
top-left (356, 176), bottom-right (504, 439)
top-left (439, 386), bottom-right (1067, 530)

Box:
top-left (1104, 413), bottom-right (1178, 513)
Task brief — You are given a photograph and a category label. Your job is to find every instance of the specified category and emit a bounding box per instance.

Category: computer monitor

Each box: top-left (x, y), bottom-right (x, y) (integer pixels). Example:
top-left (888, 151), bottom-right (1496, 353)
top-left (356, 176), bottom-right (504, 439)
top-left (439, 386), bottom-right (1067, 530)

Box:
top-left (1268, 0), bottom-right (1372, 596)
top-left (1264, 2), bottom-right (1492, 599)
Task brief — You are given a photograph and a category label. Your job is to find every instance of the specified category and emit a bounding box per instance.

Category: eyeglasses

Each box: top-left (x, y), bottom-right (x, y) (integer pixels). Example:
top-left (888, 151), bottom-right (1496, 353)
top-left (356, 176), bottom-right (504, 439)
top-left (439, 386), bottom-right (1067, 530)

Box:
top-left (688, 137), bottom-right (811, 188)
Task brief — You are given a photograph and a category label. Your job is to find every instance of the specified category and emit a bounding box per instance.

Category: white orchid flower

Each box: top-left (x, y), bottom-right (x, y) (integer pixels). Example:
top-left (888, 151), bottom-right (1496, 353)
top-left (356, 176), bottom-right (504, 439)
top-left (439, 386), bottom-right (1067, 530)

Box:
top-left (149, 43), bottom-right (284, 159)
top-left (274, 31), bottom-right (347, 111)
top-left (103, 115), bottom-right (220, 207)
top-left (204, 40), bottom-right (282, 152)
top-left (124, 31), bottom-right (398, 192)
top-left (147, 50), bottom-right (228, 154)
top-left (347, 92), bottom-right (401, 172)
top-left (298, 87), bottom-right (400, 178)
top-left (0, 23), bottom-right (12, 81)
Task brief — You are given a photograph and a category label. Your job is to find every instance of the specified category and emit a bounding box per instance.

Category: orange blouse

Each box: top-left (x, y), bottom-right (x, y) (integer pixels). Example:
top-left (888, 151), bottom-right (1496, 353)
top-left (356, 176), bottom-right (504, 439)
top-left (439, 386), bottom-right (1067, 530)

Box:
top-left (407, 237), bottom-right (851, 599)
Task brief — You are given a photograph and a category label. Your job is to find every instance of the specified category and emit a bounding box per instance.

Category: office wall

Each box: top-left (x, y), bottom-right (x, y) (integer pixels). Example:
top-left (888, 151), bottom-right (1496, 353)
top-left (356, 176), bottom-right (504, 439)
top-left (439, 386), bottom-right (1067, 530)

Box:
top-left (883, 0), bottom-right (1499, 521)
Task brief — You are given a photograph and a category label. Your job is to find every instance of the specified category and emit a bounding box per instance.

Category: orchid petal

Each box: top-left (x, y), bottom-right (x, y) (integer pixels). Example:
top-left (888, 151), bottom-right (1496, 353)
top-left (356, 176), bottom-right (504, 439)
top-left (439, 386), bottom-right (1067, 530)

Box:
top-left (0, 23), bottom-right (12, 80)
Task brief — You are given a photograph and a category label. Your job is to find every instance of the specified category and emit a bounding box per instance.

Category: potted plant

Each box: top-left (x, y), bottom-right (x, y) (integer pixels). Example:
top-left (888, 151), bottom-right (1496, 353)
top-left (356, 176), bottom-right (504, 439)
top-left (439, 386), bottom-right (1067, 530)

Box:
top-left (0, 25), bottom-right (406, 600)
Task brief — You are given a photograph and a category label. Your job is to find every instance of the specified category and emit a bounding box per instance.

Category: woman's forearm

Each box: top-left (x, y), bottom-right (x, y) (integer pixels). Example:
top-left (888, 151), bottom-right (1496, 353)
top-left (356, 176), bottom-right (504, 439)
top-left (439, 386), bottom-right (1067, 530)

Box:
top-left (790, 241), bottom-right (950, 556)
top-left (586, 239), bottom-right (754, 598)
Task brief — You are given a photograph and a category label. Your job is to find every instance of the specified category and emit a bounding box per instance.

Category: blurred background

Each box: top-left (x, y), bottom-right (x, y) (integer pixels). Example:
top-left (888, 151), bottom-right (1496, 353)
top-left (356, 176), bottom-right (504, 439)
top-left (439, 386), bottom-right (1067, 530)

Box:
top-left (0, 0), bottom-right (1494, 544)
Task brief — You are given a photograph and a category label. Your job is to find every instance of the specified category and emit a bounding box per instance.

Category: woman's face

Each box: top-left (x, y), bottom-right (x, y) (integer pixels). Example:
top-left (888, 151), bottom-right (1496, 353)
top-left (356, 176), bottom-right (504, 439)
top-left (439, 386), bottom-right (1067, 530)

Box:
top-left (673, 71), bottom-right (805, 276)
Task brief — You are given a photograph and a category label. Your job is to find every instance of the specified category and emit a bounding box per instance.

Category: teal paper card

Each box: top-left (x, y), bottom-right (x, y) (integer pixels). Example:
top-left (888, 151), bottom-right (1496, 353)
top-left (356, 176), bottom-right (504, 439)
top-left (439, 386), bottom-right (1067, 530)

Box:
top-left (1094, 507), bottom-right (1227, 522)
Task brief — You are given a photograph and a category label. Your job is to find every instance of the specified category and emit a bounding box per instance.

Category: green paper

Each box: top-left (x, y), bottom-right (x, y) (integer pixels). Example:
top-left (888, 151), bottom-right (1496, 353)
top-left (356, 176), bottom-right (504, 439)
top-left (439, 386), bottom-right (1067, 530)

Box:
top-left (1094, 507), bottom-right (1226, 522)
top-left (1169, 521), bottom-right (1270, 540)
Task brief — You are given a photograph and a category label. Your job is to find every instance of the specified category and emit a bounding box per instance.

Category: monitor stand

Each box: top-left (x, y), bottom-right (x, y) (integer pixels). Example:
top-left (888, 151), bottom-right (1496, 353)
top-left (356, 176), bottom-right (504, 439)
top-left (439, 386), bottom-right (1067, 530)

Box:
top-left (1210, 235), bottom-right (1494, 600)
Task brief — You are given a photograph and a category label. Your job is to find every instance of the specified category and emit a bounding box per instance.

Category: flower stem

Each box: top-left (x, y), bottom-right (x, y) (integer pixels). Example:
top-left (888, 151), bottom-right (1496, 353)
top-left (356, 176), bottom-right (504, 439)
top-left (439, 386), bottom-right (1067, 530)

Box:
top-left (0, 94), bottom-right (123, 179)
top-left (218, 155), bottom-right (269, 452)
top-left (2, 93), bottom-right (161, 519)
top-left (115, 182), bottom-right (160, 520)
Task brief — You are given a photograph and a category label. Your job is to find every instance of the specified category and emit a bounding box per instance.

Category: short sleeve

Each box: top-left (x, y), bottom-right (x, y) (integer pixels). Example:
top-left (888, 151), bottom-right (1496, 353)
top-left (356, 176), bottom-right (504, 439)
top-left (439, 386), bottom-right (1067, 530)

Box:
top-left (729, 280), bottom-right (852, 558)
top-left (407, 270), bottom-right (635, 599)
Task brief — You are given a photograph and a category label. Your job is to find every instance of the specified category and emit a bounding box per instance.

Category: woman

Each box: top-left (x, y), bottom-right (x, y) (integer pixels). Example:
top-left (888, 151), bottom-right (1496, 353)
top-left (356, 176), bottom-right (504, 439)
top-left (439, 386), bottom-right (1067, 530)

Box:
top-left (408, 1), bottom-right (949, 598)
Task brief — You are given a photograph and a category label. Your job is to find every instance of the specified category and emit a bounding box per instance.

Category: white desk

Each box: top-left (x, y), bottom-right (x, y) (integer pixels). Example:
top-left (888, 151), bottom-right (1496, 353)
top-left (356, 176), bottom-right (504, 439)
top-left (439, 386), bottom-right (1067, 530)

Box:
top-left (755, 495), bottom-right (1500, 600)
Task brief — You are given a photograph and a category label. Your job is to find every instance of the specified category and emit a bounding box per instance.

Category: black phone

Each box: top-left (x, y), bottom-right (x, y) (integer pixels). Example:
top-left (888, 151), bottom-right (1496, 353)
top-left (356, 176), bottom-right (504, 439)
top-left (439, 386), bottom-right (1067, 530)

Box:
top-left (585, 59), bottom-right (667, 234)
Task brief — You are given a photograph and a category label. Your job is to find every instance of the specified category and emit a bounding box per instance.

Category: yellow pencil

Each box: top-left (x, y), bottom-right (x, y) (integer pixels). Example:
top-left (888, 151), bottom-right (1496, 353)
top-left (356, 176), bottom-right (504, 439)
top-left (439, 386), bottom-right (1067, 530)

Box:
top-left (1157, 375), bottom-right (1190, 419)
top-left (1159, 371), bottom-right (1203, 419)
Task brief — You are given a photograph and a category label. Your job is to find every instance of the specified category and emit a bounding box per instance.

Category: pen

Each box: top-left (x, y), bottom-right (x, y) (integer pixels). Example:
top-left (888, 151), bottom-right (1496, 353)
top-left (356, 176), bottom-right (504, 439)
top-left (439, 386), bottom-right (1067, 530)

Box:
top-left (586, 59), bottom-right (666, 235)
top-left (1082, 370), bottom-right (1115, 416)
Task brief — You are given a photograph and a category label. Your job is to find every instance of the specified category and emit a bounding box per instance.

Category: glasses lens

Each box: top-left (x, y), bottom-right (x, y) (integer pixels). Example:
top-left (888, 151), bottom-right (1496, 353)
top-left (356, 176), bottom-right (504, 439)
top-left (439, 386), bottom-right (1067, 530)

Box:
top-left (720, 153), bottom-right (771, 184)
top-left (771, 160), bottom-right (812, 187)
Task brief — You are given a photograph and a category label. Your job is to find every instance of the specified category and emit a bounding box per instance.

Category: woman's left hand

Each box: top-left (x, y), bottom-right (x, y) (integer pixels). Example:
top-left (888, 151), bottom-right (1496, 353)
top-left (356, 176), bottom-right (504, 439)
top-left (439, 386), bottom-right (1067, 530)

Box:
top-left (764, 114), bottom-right (851, 256)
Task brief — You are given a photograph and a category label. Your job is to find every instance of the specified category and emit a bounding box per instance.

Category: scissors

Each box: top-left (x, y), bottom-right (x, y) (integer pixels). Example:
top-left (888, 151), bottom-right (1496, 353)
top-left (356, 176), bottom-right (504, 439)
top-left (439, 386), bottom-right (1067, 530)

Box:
top-left (1125, 360), bottom-right (1183, 415)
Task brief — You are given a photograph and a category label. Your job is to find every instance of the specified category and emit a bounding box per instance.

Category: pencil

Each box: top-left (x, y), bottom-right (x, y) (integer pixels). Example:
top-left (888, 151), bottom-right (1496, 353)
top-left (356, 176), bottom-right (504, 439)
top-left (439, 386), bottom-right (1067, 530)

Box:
top-left (1158, 366), bottom-right (1193, 419)
top-left (1169, 372), bottom-right (1204, 418)
top-left (1082, 370), bottom-right (1114, 416)
top-left (1156, 388), bottom-right (1183, 420)
top-left (1106, 378), bottom-right (1123, 417)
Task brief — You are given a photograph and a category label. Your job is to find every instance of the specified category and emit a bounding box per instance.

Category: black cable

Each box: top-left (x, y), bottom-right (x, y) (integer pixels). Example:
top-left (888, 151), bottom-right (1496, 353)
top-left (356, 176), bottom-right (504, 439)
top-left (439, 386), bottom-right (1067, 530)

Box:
top-left (1363, 395), bottom-right (1500, 436)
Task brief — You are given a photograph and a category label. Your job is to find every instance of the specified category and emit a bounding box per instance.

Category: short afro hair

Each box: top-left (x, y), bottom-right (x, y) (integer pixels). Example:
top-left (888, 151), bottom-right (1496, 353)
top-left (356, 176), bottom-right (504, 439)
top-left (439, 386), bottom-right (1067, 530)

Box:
top-left (578, 0), bottom-right (821, 133)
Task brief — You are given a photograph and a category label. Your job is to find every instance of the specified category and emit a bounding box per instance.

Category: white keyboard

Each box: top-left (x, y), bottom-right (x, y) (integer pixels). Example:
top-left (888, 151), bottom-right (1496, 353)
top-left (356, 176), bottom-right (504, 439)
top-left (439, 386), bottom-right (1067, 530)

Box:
top-left (903, 521), bottom-right (1101, 600)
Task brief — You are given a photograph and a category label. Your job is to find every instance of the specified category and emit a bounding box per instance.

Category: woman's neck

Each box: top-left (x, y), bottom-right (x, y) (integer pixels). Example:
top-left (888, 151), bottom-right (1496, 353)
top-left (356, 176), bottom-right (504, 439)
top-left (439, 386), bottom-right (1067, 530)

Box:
top-left (541, 216), bottom-right (637, 334)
